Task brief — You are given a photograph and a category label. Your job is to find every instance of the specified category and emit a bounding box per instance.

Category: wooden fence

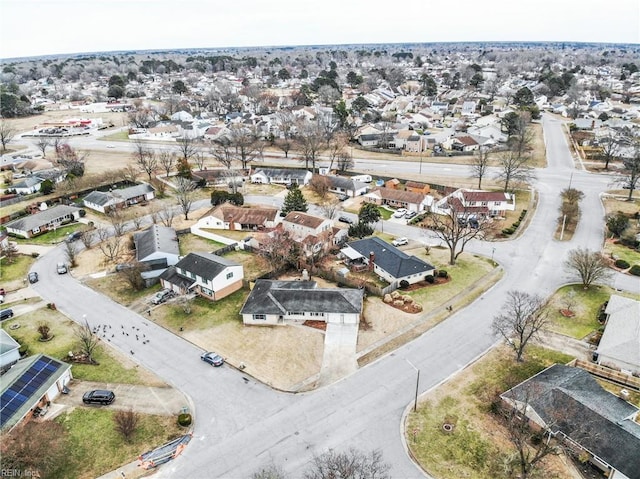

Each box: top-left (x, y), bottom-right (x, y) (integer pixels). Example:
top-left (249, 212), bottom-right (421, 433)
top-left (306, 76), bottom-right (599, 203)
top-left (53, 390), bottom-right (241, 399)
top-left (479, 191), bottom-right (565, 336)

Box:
top-left (571, 359), bottom-right (640, 391)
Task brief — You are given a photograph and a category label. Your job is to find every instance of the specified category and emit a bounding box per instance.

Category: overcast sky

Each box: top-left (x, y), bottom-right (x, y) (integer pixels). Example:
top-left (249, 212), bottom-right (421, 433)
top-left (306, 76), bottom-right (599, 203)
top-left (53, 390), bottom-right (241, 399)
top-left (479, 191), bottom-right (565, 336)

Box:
top-left (1, 0), bottom-right (638, 59)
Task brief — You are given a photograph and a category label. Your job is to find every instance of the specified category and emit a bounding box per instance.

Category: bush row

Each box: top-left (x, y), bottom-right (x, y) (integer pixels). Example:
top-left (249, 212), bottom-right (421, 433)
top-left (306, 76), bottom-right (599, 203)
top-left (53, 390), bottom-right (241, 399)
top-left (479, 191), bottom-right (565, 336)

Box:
top-left (502, 209), bottom-right (527, 236)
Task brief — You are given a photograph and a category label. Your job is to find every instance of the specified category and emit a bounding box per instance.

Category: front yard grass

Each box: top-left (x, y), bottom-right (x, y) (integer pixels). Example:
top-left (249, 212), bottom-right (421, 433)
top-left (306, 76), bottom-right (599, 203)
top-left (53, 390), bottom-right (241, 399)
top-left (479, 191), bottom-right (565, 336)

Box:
top-left (54, 408), bottom-right (183, 479)
top-left (2, 309), bottom-right (162, 385)
top-left (13, 223), bottom-right (83, 245)
top-left (85, 274), bottom-right (159, 307)
top-left (0, 254), bottom-right (36, 284)
top-left (603, 240), bottom-right (640, 267)
top-left (407, 345), bottom-right (575, 479)
top-left (547, 285), bottom-right (619, 339)
top-left (154, 290), bottom-right (248, 332)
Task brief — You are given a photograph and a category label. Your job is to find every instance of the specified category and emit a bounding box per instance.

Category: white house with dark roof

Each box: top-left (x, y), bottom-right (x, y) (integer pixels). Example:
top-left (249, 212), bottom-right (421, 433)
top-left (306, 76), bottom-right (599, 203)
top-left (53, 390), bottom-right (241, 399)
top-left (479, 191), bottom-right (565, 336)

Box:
top-left (434, 188), bottom-right (515, 218)
top-left (240, 280), bottom-right (364, 326)
top-left (595, 295), bottom-right (640, 375)
top-left (4, 205), bottom-right (82, 239)
top-left (0, 330), bottom-right (21, 373)
top-left (341, 237), bottom-right (435, 287)
top-left (133, 225), bottom-right (180, 282)
top-left (250, 167), bottom-right (312, 186)
top-left (1, 354), bottom-right (72, 432)
top-left (83, 184), bottom-right (155, 213)
top-left (502, 364), bottom-right (640, 479)
top-left (323, 175), bottom-right (369, 198)
top-left (194, 203), bottom-right (280, 231)
top-left (363, 187), bottom-right (432, 213)
top-left (159, 252), bottom-right (243, 301)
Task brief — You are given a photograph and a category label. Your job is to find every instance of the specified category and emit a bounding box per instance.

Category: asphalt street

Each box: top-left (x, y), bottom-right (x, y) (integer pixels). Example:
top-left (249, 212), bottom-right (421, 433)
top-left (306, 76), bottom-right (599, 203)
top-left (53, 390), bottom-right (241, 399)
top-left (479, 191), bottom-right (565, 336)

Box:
top-left (26, 113), bottom-right (639, 477)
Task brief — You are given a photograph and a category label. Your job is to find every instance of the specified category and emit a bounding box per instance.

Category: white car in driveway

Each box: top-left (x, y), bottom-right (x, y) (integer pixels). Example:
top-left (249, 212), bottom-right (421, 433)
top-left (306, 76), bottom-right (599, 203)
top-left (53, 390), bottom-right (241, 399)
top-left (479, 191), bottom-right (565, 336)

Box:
top-left (392, 237), bottom-right (409, 247)
top-left (392, 208), bottom-right (407, 218)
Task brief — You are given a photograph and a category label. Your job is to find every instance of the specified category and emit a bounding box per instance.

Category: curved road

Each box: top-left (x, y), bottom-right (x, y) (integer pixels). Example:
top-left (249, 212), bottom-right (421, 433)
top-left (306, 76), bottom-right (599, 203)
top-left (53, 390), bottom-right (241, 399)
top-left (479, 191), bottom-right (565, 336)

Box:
top-left (28, 114), bottom-right (638, 477)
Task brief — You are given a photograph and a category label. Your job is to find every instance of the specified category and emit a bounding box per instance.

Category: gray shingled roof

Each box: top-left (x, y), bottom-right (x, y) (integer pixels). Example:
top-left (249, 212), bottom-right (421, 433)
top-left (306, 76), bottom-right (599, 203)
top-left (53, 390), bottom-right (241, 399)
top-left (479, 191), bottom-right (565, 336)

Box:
top-left (134, 225), bottom-right (179, 262)
top-left (504, 364), bottom-right (640, 479)
top-left (174, 252), bottom-right (240, 282)
top-left (83, 190), bottom-right (115, 207)
top-left (5, 205), bottom-right (81, 232)
top-left (344, 237), bottom-right (434, 279)
top-left (240, 280), bottom-right (363, 315)
top-left (596, 295), bottom-right (640, 369)
top-left (253, 168), bottom-right (310, 180)
top-left (112, 183), bottom-right (154, 200)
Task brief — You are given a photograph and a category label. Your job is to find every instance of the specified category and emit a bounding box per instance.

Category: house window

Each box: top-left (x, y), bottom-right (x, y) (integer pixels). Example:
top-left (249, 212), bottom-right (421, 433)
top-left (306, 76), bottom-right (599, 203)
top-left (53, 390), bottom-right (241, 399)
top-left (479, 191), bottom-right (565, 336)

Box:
top-left (226, 272), bottom-right (233, 279)
top-left (310, 312), bottom-right (325, 317)
top-left (288, 312), bottom-right (305, 316)
top-left (481, 201), bottom-right (488, 206)
top-left (201, 287), bottom-right (213, 296)
top-left (253, 314), bottom-right (266, 320)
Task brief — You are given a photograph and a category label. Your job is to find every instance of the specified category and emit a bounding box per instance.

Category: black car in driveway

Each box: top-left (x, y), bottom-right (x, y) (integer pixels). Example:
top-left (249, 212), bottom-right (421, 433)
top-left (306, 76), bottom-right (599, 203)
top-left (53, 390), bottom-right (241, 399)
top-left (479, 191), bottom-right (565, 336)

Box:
top-left (82, 390), bottom-right (115, 405)
top-left (201, 352), bottom-right (224, 367)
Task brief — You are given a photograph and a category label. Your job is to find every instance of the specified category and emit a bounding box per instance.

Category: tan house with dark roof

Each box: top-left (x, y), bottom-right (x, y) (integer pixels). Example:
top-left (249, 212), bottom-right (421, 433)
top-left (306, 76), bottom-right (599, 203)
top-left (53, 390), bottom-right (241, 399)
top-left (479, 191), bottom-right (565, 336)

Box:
top-left (281, 211), bottom-right (334, 257)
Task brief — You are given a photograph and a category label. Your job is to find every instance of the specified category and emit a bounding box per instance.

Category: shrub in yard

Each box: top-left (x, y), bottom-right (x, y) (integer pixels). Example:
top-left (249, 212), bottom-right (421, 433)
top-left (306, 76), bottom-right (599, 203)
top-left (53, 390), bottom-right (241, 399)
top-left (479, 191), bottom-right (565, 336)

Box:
top-left (614, 259), bottom-right (630, 269)
top-left (399, 280), bottom-right (409, 289)
top-left (425, 275), bottom-right (435, 284)
top-left (438, 270), bottom-right (448, 278)
top-left (502, 228), bottom-right (514, 235)
top-left (177, 413), bottom-right (192, 427)
top-left (512, 221), bottom-right (520, 228)
top-left (629, 265), bottom-right (640, 276)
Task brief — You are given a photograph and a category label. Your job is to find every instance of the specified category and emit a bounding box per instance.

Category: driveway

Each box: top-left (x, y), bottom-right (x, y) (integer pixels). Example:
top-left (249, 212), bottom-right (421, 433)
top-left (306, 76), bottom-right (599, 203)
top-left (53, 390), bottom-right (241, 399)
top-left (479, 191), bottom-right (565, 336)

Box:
top-left (317, 323), bottom-right (359, 387)
top-left (55, 380), bottom-right (190, 416)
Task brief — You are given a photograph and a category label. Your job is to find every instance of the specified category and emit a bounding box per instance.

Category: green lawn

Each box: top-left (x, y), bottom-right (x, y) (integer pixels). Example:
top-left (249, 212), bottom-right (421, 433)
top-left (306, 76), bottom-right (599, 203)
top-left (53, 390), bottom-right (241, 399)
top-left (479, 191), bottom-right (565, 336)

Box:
top-left (2, 310), bottom-right (159, 385)
top-left (604, 241), bottom-right (640, 267)
top-left (53, 408), bottom-right (183, 479)
top-left (405, 248), bottom-right (495, 311)
top-left (377, 206), bottom-right (393, 220)
top-left (99, 131), bottom-right (130, 141)
top-left (154, 289), bottom-right (249, 332)
top-left (547, 285), bottom-right (614, 339)
top-left (13, 223), bottom-right (84, 245)
top-left (407, 346), bottom-right (574, 479)
top-left (85, 274), bottom-right (160, 307)
top-left (0, 254), bottom-right (36, 283)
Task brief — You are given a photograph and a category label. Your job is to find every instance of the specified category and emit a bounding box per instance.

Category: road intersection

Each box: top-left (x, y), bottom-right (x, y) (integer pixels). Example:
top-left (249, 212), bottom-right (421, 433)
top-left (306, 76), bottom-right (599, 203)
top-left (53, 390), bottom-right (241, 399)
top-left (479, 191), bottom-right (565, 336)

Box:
top-left (28, 114), bottom-right (638, 477)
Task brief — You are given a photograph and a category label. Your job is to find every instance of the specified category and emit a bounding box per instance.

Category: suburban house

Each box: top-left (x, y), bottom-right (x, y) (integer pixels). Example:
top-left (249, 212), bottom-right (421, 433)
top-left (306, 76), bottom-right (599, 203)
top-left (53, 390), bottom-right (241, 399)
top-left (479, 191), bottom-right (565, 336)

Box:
top-left (192, 168), bottom-right (247, 187)
top-left (4, 205), bottom-right (82, 239)
top-left (434, 188), bottom-right (515, 218)
top-left (240, 279), bottom-right (364, 326)
top-left (363, 187), bottom-right (432, 213)
top-left (133, 225), bottom-right (181, 283)
top-left (250, 167), bottom-right (312, 186)
top-left (159, 252), bottom-right (244, 301)
top-left (594, 295), bottom-right (640, 375)
top-left (194, 203), bottom-right (280, 231)
top-left (0, 354), bottom-right (73, 432)
top-left (281, 211), bottom-right (334, 257)
top-left (82, 183), bottom-right (155, 213)
top-left (501, 364), bottom-right (640, 479)
top-left (341, 237), bottom-right (436, 287)
top-left (0, 329), bottom-right (21, 374)
top-left (323, 175), bottom-right (369, 198)
top-left (11, 175), bottom-right (48, 195)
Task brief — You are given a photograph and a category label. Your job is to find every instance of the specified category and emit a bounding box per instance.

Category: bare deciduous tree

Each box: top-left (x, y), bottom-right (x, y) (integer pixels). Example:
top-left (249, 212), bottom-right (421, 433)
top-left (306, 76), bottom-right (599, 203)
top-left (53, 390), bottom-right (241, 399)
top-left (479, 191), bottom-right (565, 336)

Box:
top-left (114, 409), bottom-right (139, 442)
top-left (193, 150), bottom-right (207, 170)
top-left (119, 164), bottom-right (140, 183)
top-left (303, 448), bottom-right (391, 479)
top-left (158, 150), bottom-right (176, 178)
top-left (158, 205), bottom-right (177, 227)
top-left (211, 140), bottom-right (235, 169)
top-left (424, 205), bottom-right (489, 265)
top-left (297, 120), bottom-right (325, 173)
top-left (0, 120), bottom-right (16, 152)
top-left (319, 198), bottom-right (340, 220)
top-left (618, 139), bottom-right (640, 201)
top-left (175, 135), bottom-right (198, 163)
top-left (492, 291), bottom-right (549, 362)
top-left (275, 111), bottom-right (295, 158)
top-left (108, 211), bottom-right (127, 237)
top-left (174, 177), bottom-right (195, 220)
top-left (34, 137), bottom-right (51, 158)
top-left (258, 230), bottom-right (300, 272)
top-left (308, 175), bottom-right (331, 199)
top-left (74, 317), bottom-right (99, 363)
top-left (470, 146), bottom-right (491, 189)
top-left (133, 141), bottom-right (157, 181)
top-left (495, 148), bottom-right (535, 192)
top-left (0, 421), bottom-right (69, 478)
top-left (564, 247), bottom-right (612, 289)
top-left (229, 125), bottom-right (259, 169)
top-left (1, 242), bottom-right (19, 264)
top-left (64, 239), bottom-right (79, 267)
top-left (597, 131), bottom-right (620, 170)
top-left (96, 227), bottom-right (122, 262)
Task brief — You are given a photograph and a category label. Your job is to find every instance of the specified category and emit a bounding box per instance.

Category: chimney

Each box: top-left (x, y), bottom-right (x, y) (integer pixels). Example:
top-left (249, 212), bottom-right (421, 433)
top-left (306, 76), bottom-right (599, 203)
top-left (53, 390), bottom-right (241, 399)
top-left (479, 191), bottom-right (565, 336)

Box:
top-left (369, 251), bottom-right (375, 271)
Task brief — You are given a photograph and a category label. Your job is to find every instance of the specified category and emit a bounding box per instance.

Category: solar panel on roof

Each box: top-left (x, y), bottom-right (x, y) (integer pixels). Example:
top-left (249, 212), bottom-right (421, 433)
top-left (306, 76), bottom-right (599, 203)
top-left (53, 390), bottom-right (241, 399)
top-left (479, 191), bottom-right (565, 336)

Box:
top-left (0, 356), bottom-right (64, 429)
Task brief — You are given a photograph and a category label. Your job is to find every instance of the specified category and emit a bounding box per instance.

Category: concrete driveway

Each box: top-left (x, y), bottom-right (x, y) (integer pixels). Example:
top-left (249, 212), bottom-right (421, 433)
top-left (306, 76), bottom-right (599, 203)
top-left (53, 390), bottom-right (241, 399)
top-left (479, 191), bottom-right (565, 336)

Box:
top-left (317, 323), bottom-right (359, 387)
top-left (56, 380), bottom-right (189, 416)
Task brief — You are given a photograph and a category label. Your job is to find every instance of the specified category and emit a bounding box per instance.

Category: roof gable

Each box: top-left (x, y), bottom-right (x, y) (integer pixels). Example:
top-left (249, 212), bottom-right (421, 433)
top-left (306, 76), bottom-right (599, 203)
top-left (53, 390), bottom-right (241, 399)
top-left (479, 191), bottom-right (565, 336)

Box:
top-left (175, 252), bottom-right (240, 281)
top-left (344, 237), bottom-right (434, 278)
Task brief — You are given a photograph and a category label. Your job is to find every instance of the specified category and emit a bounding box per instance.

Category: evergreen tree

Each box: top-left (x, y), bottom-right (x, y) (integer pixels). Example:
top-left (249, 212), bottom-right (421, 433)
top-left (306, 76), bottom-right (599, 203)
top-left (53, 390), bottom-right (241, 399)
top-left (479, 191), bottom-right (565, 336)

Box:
top-left (281, 184), bottom-right (308, 214)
